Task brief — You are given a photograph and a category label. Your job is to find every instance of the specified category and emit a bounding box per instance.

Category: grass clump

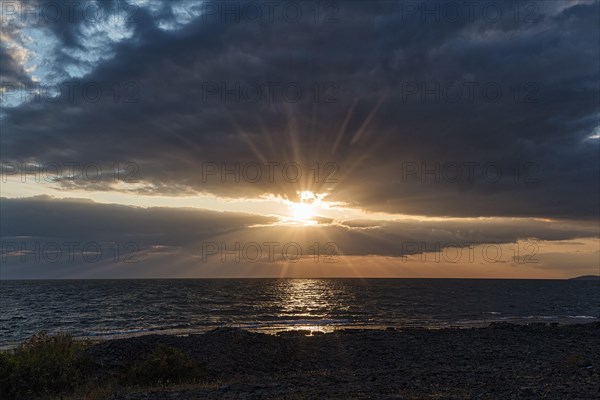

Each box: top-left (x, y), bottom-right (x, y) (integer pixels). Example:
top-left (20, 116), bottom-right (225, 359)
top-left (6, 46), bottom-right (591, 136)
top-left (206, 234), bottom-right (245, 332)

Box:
top-left (0, 332), bottom-right (92, 399)
top-left (124, 344), bottom-right (205, 387)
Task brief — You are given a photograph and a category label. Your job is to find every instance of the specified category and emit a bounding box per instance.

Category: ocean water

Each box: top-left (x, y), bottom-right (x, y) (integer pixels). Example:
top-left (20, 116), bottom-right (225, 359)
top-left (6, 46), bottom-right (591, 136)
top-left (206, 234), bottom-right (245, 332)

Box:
top-left (0, 279), bottom-right (598, 348)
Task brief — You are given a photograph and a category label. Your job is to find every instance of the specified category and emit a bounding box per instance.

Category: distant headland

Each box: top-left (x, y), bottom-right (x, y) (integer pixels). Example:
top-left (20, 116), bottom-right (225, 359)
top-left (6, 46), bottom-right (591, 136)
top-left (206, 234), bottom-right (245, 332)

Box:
top-left (569, 275), bottom-right (600, 281)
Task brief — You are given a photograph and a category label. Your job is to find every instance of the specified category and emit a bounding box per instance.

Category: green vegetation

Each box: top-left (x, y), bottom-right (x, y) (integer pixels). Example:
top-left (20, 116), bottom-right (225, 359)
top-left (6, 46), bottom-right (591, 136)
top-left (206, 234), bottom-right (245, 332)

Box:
top-left (0, 332), bottom-right (206, 400)
top-left (124, 344), bottom-right (206, 386)
top-left (0, 332), bottom-right (91, 399)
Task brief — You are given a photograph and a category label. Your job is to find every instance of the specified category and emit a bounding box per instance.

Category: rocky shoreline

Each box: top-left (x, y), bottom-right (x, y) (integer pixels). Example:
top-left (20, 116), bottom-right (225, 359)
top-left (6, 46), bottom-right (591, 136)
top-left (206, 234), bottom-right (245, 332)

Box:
top-left (85, 322), bottom-right (600, 399)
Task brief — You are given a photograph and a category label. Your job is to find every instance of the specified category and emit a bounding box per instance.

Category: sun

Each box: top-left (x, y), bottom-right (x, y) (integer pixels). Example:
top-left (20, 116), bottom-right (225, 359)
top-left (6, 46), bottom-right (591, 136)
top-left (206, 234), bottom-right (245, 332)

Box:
top-left (287, 191), bottom-right (323, 224)
top-left (290, 201), bottom-right (317, 221)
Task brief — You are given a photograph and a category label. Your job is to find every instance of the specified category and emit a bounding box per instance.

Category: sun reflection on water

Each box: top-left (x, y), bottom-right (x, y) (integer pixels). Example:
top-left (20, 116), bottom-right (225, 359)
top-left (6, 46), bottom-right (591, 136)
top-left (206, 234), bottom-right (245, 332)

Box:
top-left (273, 279), bottom-right (351, 335)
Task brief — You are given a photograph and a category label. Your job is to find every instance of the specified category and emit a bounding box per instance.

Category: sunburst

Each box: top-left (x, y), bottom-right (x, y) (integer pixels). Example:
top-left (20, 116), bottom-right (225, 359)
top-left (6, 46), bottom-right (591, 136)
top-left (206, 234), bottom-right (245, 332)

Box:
top-left (287, 191), bottom-right (326, 225)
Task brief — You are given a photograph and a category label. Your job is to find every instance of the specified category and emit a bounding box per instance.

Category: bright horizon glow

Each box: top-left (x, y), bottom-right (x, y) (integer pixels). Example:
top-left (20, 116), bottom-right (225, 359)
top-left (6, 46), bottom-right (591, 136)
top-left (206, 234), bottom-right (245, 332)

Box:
top-left (3, 177), bottom-right (590, 226)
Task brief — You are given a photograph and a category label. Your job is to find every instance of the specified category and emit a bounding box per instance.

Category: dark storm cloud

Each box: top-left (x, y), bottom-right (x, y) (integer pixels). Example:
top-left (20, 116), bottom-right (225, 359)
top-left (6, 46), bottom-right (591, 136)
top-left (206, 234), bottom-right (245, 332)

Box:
top-left (0, 195), bottom-right (276, 244)
top-left (1, 196), bottom-right (597, 278)
top-left (0, 44), bottom-right (32, 87)
top-left (1, 0), bottom-right (598, 218)
top-left (0, 7), bottom-right (33, 87)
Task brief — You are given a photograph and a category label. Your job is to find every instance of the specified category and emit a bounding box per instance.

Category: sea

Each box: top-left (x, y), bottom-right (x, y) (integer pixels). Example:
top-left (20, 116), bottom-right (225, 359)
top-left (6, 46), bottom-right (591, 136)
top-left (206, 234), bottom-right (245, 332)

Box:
top-left (1, 279), bottom-right (598, 349)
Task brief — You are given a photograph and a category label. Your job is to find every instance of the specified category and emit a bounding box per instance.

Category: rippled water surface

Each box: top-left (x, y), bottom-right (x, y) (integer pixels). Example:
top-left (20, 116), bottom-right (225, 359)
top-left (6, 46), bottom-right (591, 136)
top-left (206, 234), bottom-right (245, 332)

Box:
top-left (1, 279), bottom-right (598, 347)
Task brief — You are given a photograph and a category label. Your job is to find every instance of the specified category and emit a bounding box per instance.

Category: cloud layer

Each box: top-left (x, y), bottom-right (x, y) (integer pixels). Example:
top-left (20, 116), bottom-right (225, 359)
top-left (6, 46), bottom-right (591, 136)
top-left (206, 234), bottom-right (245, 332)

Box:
top-left (1, 1), bottom-right (599, 278)
top-left (1, 0), bottom-right (598, 219)
top-left (1, 196), bottom-right (597, 278)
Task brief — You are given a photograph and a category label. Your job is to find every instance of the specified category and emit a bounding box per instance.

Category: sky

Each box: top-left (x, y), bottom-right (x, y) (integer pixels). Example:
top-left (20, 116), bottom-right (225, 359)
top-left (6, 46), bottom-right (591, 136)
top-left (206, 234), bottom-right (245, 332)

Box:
top-left (0, 0), bottom-right (599, 279)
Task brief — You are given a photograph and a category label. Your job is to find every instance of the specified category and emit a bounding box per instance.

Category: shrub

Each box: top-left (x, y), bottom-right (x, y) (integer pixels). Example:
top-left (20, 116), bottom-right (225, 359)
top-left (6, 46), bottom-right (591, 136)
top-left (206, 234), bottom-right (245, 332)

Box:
top-left (0, 332), bottom-right (92, 399)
